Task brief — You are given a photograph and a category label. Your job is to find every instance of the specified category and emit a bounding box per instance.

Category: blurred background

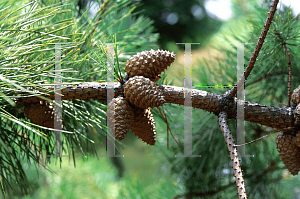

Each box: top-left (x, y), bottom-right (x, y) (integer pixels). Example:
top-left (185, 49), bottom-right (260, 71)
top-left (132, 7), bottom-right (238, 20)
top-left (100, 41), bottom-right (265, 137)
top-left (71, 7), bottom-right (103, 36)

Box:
top-left (4, 0), bottom-right (300, 198)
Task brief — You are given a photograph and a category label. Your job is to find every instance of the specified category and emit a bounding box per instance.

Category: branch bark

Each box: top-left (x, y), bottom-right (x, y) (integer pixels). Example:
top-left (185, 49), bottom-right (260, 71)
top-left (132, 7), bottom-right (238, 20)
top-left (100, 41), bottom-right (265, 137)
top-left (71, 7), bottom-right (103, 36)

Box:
top-left (219, 111), bottom-right (247, 199)
top-left (14, 82), bottom-right (295, 131)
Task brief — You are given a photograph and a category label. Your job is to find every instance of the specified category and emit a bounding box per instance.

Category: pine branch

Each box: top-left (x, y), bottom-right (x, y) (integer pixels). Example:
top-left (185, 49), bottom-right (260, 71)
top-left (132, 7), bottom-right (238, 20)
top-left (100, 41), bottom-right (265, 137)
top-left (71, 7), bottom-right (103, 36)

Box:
top-left (13, 83), bottom-right (296, 131)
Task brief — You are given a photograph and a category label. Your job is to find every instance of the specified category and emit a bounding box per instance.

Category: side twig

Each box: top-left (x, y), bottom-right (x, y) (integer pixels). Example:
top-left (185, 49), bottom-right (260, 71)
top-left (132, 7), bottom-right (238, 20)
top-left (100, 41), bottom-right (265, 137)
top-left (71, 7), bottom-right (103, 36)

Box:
top-left (229, 0), bottom-right (279, 98)
top-left (219, 111), bottom-right (247, 199)
top-left (233, 126), bottom-right (294, 147)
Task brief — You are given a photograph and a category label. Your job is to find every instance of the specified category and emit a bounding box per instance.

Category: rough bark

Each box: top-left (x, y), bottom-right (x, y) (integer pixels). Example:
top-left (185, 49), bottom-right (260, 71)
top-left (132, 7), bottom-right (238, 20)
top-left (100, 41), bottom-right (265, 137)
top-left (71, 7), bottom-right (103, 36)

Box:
top-left (15, 82), bottom-right (295, 131)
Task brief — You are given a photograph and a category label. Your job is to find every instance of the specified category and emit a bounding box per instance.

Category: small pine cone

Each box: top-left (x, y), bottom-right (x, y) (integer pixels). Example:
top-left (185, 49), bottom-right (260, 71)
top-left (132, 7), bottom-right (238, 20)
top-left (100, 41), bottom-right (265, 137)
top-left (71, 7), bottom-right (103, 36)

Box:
top-left (24, 100), bottom-right (54, 128)
top-left (125, 49), bottom-right (176, 82)
top-left (276, 131), bottom-right (300, 175)
top-left (295, 132), bottom-right (300, 148)
top-left (131, 108), bottom-right (156, 145)
top-left (124, 76), bottom-right (165, 109)
top-left (107, 96), bottom-right (134, 140)
top-left (292, 85), bottom-right (300, 104)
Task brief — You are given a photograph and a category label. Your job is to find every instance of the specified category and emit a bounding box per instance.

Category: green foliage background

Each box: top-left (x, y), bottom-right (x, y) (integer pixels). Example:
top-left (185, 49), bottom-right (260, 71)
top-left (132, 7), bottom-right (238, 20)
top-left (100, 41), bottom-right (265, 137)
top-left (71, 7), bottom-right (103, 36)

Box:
top-left (129, 0), bottom-right (223, 51)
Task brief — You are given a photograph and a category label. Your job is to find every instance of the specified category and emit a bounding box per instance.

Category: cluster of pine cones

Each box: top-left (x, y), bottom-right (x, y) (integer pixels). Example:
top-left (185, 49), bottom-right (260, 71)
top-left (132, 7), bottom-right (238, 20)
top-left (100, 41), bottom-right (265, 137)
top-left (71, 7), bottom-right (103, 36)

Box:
top-left (22, 49), bottom-right (176, 146)
top-left (108, 49), bottom-right (175, 145)
top-left (275, 85), bottom-right (300, 175)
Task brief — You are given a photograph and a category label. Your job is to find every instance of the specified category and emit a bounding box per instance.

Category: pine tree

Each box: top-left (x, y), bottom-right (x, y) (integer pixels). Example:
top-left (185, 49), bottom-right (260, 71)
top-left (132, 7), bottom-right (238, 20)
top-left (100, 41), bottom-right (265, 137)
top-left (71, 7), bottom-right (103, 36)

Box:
top-left (1, 0), bottom-right (300, 198)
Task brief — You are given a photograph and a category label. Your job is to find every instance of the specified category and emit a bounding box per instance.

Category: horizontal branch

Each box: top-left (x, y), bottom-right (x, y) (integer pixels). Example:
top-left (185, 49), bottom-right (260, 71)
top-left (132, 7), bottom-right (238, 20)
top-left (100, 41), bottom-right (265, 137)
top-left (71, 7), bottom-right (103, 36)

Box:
top-left (14, 82), bottom-right (294, 130)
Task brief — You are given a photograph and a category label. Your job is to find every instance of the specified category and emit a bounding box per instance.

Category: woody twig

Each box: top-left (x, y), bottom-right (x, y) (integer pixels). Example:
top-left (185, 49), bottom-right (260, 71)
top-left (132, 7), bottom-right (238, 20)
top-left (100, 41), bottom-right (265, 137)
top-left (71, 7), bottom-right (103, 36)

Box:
top-left (229, 0), bottom-right (279, 98)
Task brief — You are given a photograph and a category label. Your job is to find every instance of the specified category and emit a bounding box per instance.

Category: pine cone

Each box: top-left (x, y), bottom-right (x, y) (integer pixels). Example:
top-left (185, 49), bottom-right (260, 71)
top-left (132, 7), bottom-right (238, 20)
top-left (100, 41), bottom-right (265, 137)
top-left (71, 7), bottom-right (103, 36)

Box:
top-left (292, 85), bottom-right (300, 104)
top-left (131, 107), bottom-right (156, 145)
top-left (124, 76), bottom-right (165, 109)
top-left (24, 100), bottom-right (54, 128)
top-left (276, 131), bottom-right (300, 175)
top-left (107, 96), bottom-right (134, 140)
top-left (125, 49), bottom-right (176, 82)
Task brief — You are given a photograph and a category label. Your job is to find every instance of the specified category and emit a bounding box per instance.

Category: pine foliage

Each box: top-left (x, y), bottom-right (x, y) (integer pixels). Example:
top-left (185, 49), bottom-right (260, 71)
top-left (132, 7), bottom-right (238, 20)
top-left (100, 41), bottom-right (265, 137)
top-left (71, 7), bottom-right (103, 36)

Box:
top-left (160, 1), bottom-right (300, 198)
top-left (1, 0), bottom-right (300, 198)
top-left (0, 0), bottom-right (159, 196)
